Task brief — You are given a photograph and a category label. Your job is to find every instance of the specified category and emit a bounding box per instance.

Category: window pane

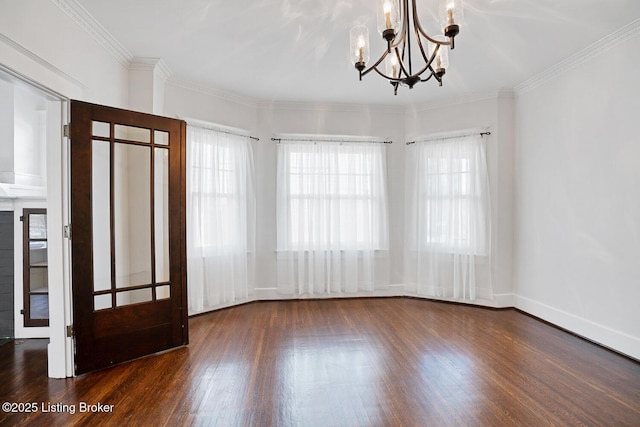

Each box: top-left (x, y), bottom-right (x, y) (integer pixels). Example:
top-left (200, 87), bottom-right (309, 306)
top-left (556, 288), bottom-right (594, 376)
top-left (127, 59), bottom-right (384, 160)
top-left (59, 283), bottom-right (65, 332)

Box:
top-left (114, 143), bottom-right (152, 288)
top-left (115, 124), bottom-right (151, 143)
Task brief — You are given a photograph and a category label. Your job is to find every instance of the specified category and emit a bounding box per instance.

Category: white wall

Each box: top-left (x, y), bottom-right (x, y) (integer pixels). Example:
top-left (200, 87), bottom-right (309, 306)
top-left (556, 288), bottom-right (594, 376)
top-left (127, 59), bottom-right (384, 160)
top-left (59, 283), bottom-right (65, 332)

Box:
top-left (514, 31), bottom-right (640, 359)
top-left (0, 0), bottom-right (128, 107)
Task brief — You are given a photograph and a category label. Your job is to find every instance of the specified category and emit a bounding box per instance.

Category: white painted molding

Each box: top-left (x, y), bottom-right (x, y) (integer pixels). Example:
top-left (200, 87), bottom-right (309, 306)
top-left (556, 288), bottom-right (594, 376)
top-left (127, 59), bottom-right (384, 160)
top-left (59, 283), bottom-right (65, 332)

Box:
top-left (515, 295), bottom-right (640, 361)
top-left (260, 100), bottom-right (405, 115)
top-left (0, 34), bottom-right (88, 91)
top-left (130, 57), bottom-right (172, 82)
top-left (52, 0), bottom-right (133, 66)
top-left (407, 91), bottom-right (501, 113)
top-left (166, 77), bottom-right (259, 109)
top-left (514, 18), bottom-right (640, 96)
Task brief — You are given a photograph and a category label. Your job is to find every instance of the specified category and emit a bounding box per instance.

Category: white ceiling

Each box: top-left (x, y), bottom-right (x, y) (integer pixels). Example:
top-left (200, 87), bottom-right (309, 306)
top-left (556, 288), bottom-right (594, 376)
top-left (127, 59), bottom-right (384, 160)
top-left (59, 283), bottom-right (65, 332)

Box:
top-left (76, 0), bottom-right (640, 106)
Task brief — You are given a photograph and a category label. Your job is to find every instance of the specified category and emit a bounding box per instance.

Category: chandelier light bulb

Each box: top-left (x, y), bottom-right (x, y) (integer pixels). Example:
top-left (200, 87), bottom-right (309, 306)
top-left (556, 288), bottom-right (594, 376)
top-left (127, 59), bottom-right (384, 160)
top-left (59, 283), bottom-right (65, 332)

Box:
top-left (386, 53), bottom-right (400, 78)
top-left (377, 0), bottom-right (399, 38)
top-left (349, 26), bottom-right (370, 73)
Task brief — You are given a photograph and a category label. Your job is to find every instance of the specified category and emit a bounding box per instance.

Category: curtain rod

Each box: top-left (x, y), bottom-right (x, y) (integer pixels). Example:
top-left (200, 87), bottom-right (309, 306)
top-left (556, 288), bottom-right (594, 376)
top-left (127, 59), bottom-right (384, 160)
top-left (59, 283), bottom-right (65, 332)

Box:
top-left (271, 137), bottom-right (392, 144)
top-left (406, 131), bottom-right (491, 145)
top-left (185, 121), bottom-right (260, 141)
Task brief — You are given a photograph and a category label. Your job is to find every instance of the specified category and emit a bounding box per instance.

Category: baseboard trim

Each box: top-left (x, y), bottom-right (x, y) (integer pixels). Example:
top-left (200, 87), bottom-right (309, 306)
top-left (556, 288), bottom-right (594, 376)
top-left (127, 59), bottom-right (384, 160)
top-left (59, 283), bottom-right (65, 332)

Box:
top-left (515, 295), bottom-right (640, 361)
top-left (186, 288), bottom-right (639, 361)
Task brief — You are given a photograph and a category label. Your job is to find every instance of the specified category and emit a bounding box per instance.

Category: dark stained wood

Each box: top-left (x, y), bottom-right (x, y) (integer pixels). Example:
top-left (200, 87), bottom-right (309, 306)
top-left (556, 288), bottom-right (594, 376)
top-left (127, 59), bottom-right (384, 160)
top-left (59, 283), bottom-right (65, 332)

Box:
top-left (21, 208), bottom-right (49, 328)
top-left (70, 100), bottom-right (188, 375)
top-left (1, 298), bottom-right (639, 426)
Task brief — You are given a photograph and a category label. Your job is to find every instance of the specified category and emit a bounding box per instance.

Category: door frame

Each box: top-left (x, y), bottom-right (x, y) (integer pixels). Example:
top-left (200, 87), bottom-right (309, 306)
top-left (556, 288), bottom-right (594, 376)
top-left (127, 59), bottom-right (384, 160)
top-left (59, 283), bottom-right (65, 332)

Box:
top-left (0, 64), bottom-right (74, 378)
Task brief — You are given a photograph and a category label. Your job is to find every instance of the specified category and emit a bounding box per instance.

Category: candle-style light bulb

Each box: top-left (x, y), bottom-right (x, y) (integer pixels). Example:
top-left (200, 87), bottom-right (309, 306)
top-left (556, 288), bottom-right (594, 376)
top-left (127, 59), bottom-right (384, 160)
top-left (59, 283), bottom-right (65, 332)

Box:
top-left (384, 2), bottom-right (392, 29)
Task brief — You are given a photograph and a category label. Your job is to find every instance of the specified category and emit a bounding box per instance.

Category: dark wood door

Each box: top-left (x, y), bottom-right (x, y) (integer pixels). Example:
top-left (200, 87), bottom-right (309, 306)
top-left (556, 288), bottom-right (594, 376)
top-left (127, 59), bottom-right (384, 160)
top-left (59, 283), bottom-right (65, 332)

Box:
top-left (70, 100), bottom-right (188, 375)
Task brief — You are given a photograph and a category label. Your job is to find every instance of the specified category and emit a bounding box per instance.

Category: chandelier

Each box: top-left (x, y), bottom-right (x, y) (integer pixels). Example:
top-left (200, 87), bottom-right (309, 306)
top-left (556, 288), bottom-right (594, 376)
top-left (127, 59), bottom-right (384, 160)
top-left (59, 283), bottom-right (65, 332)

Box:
top-left (350, 0), bottom-right (463, 95)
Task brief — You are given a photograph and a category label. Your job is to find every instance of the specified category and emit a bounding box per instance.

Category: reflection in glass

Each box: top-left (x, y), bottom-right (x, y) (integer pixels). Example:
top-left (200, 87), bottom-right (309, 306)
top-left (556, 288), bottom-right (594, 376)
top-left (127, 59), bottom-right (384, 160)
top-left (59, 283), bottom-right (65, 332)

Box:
top-left (94, 294), bottom-right (112, 311)
top-left (115, 124), bottom-right (151, 143)
top-left (29, 268), bottom-right (48, 292)
top-left (114, 143), bottom-right (152, 288)
top-left (30, 295), bottom-right (49, 319)
top-left (29, 241), bottom-right (48, 266)
top-left (156, 285), bottom-right (171, 300)
top-left (29, 214), bottom-right (47, 239)
top-left (154, 130), bottom-right (169, 146)
top-left (116, 288), bottom-right (152, 307)
top-left (154, 147), bottom-right (170, 283)
top-left (92, 140), bottom-right (112, 292)
top-left (92, 121), bottom-right (110, 138)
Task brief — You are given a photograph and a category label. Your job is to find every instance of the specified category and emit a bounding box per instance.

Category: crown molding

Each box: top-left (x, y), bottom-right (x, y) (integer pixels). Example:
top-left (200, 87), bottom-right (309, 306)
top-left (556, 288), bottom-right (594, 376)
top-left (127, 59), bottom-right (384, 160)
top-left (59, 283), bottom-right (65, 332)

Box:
top-left (515, 18), bottom-right (640, 96)
top-left (52, 0), bottom-right (133, 67)
top-left (408, 91), bottom-right (501, 113)
top-left (0, 33), bottom-right (88, 91)
top-left (259, 100), bottom-right (405, 115)
top-left (166, 77), bottom-right (260, 108)
top-left (129, 57), bottom-right (172, 81)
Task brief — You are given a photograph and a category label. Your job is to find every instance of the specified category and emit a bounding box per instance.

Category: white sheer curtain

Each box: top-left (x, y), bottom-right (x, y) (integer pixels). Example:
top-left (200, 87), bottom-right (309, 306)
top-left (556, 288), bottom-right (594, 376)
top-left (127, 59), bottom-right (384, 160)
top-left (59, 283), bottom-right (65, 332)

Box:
top-left (276, 140), bottom-right (390, 295)
top-left (404, 133), bottom-right (492, 300)
top-left (187, 125), bottom-right (255, 314)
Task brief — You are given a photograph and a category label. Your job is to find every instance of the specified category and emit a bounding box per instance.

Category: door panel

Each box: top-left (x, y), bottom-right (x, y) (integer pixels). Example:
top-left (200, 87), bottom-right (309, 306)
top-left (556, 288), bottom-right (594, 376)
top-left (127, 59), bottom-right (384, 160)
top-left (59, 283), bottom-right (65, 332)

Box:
top-left (70, 100), bottom-right (187, 375)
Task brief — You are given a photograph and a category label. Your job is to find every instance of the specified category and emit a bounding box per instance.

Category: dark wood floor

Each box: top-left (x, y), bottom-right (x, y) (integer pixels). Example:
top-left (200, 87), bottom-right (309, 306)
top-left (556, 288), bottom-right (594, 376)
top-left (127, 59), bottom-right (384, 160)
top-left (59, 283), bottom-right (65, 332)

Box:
top-left (1, 298), bottom-right (639, 426)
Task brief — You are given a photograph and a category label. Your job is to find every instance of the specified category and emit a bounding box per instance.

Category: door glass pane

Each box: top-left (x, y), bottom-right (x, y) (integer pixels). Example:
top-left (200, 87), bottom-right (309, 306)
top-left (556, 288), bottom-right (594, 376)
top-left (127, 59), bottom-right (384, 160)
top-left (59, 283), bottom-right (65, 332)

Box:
top-left (92, 121), bottom-right (110, 138)
top-left (114, 143), bottom-right (152, 288)
top-left (156, 285), bottom-right (170, 300)
top-left (29, 241), bottom-right (48, 266)
top-left (92, 140), bottom-right (112, 292)
top-left (115, 124), bottom-right (150, 143)
top-left (94, 294), bottom-right (112, 311)
top-left (30, 294), bottom-right (49, 319)
top-left (116, 288), bottom-right (152, 307)
top-left (154, 147), bottom-right (170, 283)
top-left (29, 268), bottom-right (48, 291)
top-left (29, 214), bottom-right (47, 239)
top-left (154, 130), bottom-right (169, 146)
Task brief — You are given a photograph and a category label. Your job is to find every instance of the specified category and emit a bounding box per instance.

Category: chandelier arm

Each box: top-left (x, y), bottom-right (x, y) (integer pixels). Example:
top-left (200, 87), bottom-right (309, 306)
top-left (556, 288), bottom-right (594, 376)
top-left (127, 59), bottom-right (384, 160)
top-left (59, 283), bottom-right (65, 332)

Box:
top-left (420, 70), bottom-right (436, 82)
top-left (404, 0), bottom-right (413, 75)
top-left (389, 0), bottom-right (408, 49)
top-left (410, 39), bottom-right (439, 78)
top-left (412, 10), bottom-right (432, 66)
top-left (395, 47), bottom-right (412, 79)
top-left (360, 48), bottom-right (392, 78)
top-left (372, 65), bottom-right (405, 82)
top-left (411, 0), bottom-right (452, 46)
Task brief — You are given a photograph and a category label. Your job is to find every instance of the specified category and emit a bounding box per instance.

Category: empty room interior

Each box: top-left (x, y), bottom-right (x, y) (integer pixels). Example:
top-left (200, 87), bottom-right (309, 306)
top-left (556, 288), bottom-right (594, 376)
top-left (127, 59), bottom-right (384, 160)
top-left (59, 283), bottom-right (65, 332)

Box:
top-left (1, 0), bottom-right (639, 425)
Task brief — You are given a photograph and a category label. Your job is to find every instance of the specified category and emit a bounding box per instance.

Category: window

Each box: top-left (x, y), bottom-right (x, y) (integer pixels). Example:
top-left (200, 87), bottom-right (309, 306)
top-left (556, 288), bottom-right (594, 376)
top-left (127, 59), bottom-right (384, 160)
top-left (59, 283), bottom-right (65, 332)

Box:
top-left (187, 129), bottom-right (254, 254)
top-left (410, 134), bottom-right (490, 255)
top-left (186, 124), bottom-right (255, 311)
top-left (277, 141), bottom-right (388, 251)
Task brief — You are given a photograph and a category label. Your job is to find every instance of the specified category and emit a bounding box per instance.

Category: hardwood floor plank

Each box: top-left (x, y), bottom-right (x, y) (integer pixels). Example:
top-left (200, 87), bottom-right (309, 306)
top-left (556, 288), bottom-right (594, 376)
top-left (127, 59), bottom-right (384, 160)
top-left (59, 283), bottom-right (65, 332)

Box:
top-left (1, 298), bottom-right (639, 426)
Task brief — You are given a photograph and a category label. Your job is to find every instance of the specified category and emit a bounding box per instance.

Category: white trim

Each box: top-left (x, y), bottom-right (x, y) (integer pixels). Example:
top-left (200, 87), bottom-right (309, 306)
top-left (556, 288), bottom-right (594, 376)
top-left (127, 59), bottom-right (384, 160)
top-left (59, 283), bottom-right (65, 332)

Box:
top-left (408, 91), bottom-right (500, 113)
top-left (254, 284), bottom-right (405, 301)
top-left (129, 57), bottom-right (172, 81)
top-left (52, 0), bottom-right (133, 67)
top-left (185, 289), bottom-right (639, 360)
top-left (514, 18), bottom-right (640, 96)
top-left (515, 295), bottom-right (640, 361)
top-left (0, 35), bottom-right (88, 91)
top-left (166, 77), bottom-right (259, 109)
top-left (261, 100), bottom-right (405, 115)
